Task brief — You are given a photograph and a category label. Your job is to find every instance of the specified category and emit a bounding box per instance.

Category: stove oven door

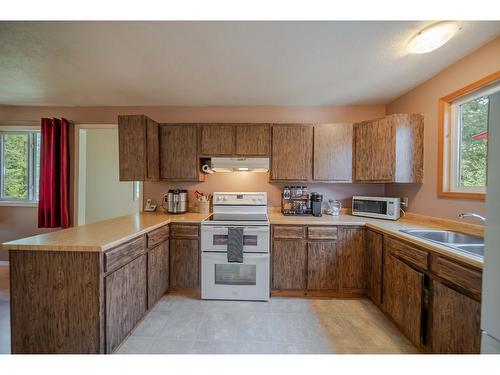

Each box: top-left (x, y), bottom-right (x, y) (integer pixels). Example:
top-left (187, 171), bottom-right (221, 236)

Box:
top-left (201, 225), bottom-right (269, 253)
top-left (201, 252), bottom-right (270, 301)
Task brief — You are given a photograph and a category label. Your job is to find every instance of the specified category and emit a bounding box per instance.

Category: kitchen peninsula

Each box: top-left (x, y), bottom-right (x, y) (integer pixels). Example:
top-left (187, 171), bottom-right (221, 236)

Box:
top-left (3, 210), bottom-right (483, 354)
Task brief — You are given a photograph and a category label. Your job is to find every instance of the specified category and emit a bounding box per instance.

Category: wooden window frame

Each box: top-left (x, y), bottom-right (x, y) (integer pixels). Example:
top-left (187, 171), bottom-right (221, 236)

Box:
top-left (438, 71), bottom-right (500, 201)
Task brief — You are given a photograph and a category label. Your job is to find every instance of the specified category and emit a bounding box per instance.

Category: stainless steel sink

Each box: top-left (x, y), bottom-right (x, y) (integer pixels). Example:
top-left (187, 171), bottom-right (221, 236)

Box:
top-left (399, 229), bottom-right (484, 257)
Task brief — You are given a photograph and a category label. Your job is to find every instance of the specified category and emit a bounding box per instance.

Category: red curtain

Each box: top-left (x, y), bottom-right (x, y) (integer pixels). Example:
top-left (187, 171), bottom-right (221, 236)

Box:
top-left (38, 118), bottom-right (71, 228)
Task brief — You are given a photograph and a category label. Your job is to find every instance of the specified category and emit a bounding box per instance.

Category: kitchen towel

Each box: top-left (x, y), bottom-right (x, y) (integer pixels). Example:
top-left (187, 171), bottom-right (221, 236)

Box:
top-left (227, 227), bottom-right (244, 263)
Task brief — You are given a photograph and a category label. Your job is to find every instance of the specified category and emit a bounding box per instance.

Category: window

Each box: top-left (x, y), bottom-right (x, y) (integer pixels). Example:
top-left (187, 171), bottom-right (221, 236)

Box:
top-left (0, 129), bottom-right (41, 204)
top-left (439, 72), bottom-right (500, 200)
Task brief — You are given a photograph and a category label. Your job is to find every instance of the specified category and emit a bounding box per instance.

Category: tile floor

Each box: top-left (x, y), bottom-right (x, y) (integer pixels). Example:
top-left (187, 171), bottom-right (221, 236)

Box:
top-left (0, 265), bottom-right (418, 354)
top-left (117, 293), bottom-right (418, 354)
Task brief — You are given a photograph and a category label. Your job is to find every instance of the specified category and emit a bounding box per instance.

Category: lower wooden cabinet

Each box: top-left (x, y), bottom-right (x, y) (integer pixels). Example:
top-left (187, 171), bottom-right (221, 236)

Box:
top-left (430, 280), bottom-right (481, 353)
top-left (383, 253), bottom-right (424, 348)
top-left (147, 241), bottom-right (169, 309)
top-left (170, 238), bottom-right (200, 288)
top-left (366, 230), bottom-right (383, 305)
top-left (307, 241), bottom-right (339, 290)
top-left (272, 239), bottom-right (307, 290)
top-left (338, 228), bottom-right (366, 292)
top-left (105, 254), bottom-right (147, 353)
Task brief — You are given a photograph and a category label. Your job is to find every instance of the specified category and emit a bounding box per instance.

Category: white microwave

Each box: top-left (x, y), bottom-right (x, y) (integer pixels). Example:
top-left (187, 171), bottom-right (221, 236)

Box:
top-left (352, 196), bottom-right (401, 220)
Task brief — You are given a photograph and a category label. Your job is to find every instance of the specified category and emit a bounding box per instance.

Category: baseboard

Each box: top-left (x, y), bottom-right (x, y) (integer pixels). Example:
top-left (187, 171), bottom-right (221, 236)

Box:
top-left (271, 289), bottom-right (367, 298)
top-left (0, 261), bottom-right (9, 266)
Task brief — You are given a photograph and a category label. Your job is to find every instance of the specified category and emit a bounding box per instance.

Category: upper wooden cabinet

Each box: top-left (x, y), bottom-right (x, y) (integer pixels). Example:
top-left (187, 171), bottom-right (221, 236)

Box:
top-left (235, 125), bottom-right (270, 156)
top-left (118, 115), bottom-right (159, 181)
top-left (313, 124), bottom-right (353, 182)
top-left (200, 124), bottom-right (270, 156)
top-left (271, 124), bottom-right (313, 181)
top-left (200, 125), bottom-right (235, 155)
top-left (353, 114), bottom-right (424, 183)
top-left (159, 124), bottom-right (202, 181)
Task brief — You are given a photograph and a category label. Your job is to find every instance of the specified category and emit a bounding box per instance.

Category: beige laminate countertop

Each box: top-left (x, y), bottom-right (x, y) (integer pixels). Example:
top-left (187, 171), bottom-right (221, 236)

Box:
top-left (2, 212), bottom-right (210, 252)
top-left (268, 213), bottom-right (484, 269)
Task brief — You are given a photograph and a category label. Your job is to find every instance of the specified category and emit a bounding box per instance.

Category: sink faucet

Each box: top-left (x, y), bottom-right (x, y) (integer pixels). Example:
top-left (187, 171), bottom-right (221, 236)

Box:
top-left (458, 212), bottom-right (486, 222)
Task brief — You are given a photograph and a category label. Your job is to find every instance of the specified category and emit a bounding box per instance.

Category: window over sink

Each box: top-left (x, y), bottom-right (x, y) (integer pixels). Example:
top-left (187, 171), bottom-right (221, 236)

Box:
top-left (439, 72), bottom-right (500, 200)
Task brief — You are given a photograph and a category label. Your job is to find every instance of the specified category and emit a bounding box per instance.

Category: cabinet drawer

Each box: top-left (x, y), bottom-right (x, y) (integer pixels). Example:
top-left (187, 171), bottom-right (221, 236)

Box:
top-left (431, 256), bottom-right (482, 296)
top-left (147, 225), bottom-right (170, 248)
top-left (273, 226), bottom-right (304, 239)
top-left (170, 224), bottom-right (199, 238)
top-left (307, 226), bottom-right (338, 240)
top-left (105, 236), bottom-right (146, 273)
top-left (386, 237), bottom-right (428, 270)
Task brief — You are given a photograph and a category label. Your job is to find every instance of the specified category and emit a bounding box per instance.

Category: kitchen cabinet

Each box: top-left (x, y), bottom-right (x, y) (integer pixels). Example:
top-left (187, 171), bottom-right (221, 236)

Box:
top-left (118, 115), bottom-right (159, 181)
top-left (159, 124), bottom-right (202, 181)
top-left (200, 124), bottom-right (235, 155)
top-left (272, 238), bottom-right (307, 290)
top-left (366, 229), bottom-right (383, 305)
top-left (235, 124), bottom-right (270, 156)
top-left (430, 280), bottom-right (481, 353)
top-left (383, 252), bottom-right (424, 348)
top-left (307, 241), bottom-right (339, 290)
top-left (338, 227), bottom-right (366, 292)
top-left (353, 114), bottom-right (424, 183)
top-left (169, 224), bottom-right (200, 289)
top-left (105, 254), bottom-right (147, 353)
top-left (313, 124), bottom-right (353, 182)
top-left (270, 124), bottom-right (313, 181)
top-left (147, 241), bottom-right (169, 310)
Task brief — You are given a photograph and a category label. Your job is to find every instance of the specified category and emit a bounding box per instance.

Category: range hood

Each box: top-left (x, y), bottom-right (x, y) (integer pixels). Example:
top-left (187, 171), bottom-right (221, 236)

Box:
top-left (210, 157), bottom-right (269, 173)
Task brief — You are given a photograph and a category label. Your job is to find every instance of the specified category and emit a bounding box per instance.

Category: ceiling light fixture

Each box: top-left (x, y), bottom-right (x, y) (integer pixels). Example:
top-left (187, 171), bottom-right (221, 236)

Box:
top-left (407, 22), bottom-right (460, 54)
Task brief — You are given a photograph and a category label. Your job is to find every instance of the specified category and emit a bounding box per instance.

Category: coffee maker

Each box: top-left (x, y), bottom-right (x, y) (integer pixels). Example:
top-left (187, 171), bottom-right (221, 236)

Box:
top-left (310, 192), bottom-right (323, 217)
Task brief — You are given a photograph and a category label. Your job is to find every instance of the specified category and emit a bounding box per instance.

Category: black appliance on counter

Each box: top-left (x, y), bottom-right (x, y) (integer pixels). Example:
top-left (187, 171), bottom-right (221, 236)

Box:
top-left (282, 186), bottom-right (322, 216)
top-left (311, 192), bottom-right (323, 217)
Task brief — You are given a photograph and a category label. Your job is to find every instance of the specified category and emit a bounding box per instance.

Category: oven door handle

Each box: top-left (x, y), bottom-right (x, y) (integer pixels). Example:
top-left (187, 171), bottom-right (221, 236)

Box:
top-left (204, 226), bottom-right (269, 231)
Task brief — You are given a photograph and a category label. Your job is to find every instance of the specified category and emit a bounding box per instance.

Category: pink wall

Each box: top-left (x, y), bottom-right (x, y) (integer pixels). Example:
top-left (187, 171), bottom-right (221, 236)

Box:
top-left (0, 104), bottom-right (385, 260)
top-left (144, 173), bottom-right (384, 212)
top-left (385, 37), bottom-right (500, 221)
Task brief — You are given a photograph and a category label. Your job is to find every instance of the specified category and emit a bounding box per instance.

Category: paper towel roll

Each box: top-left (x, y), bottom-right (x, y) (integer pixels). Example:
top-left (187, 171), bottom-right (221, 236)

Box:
top-left (202, 164), bottom-right (213, 174)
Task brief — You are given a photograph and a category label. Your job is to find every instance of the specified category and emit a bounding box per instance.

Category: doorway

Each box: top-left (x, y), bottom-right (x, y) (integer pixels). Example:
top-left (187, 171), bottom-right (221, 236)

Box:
top-left (75, 125), bottom-right (142, 225)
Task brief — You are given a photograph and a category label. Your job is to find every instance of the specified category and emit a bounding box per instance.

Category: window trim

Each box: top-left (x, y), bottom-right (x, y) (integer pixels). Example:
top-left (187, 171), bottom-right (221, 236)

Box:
top-left (438, 71), bottom-right (500, 201)
top-left (0, 127), bottom-right (41, 205)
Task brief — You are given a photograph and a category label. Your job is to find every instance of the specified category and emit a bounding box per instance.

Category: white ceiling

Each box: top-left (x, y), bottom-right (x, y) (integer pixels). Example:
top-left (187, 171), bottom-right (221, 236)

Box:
top-left (0, 21), bottom-right (499, 106)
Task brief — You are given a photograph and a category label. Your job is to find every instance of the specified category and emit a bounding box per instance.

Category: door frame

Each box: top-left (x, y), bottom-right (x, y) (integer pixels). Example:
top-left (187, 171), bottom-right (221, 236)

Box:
top-left (73, 124), bottom-right (143, 226)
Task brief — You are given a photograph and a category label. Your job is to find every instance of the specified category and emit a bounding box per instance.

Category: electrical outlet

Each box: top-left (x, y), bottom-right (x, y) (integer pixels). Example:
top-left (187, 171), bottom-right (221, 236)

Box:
top-left (401, 197), bottom-right (409, 208)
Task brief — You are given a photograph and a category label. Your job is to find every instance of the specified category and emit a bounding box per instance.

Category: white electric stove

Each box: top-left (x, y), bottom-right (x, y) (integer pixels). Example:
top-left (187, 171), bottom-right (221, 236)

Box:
top-left (201, 192), bottom-right (270, 301)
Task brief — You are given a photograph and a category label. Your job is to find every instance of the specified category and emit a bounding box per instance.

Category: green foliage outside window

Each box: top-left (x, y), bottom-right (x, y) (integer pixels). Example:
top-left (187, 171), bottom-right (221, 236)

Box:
top-left (459, 96), bottom-right (488, 187)
top-left (3, 134), bottom-right (29, 199)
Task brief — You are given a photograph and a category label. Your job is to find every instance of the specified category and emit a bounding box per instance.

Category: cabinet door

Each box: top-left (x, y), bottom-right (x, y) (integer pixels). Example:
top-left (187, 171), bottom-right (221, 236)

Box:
top-left (383, 254), bottom-right (424, 347)
top-left (170, 238), bottom-right (199, 288)
top-left (307, 241), bottom-right (339, 290)
top-left (200, 125), bottom-right (235, 155)
top-left (430, 281), bottom-right (481, 353)
top-left (271, 125), bottom-right (313, 181)
top-left (119, 115), bottom-right (159, 181)
top-left (354, 119), bottom-right (395, 182)
top-left (235, 125), bottom-right (270, 156)
top-left (159, 124), bottom-right (200, 180)
top-left (272, 239), bottom-right (307, 290)
top-left (147, 241), bottom-right (169, 309)
top-left (313, 124), bottom-right (353, 181)
top-left (105, 254), bottom-right (147, 353)
top-left (366, 230), bottom-right (383, 305)
top-left (338, 228), bottom-right (366, 292)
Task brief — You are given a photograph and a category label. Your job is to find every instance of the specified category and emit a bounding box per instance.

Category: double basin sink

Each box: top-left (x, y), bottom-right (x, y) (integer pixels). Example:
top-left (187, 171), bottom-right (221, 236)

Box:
top-left (399, 229), bottom-right (484, 257)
